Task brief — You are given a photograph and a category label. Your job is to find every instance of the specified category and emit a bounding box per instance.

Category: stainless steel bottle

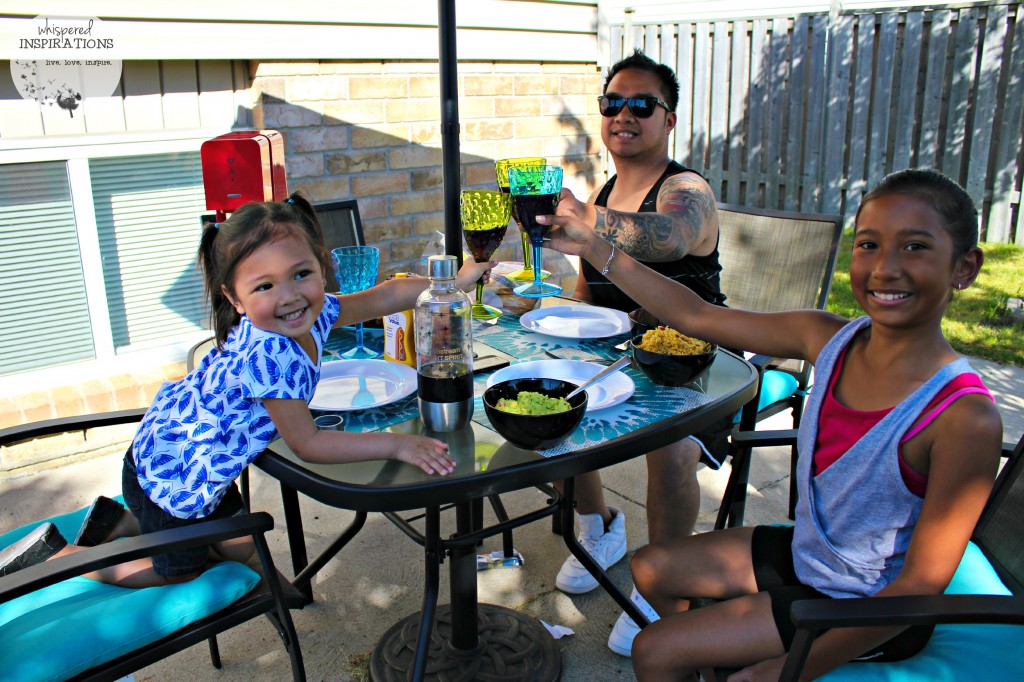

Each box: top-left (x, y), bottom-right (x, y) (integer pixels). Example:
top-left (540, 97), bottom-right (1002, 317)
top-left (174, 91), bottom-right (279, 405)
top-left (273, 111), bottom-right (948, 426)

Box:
top-left (414, 255), bottom-right (474, 431)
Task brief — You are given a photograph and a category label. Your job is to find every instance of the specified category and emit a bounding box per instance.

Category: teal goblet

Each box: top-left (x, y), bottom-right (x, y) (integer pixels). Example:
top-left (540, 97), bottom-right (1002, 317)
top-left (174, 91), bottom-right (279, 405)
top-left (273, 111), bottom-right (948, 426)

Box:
top-left (507, 165), bottom-right (563, 298)
top-left (495, 157), bottom-right (550, 283)
top-left (332, 245), bottom-right (380, 359)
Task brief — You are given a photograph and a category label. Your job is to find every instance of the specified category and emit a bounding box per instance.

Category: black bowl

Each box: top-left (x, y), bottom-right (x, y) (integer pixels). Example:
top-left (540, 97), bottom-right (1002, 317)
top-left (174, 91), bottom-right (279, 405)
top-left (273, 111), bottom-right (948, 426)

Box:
top-left (630, 333), bottom-right (717, 386)
top-left (483, 378), bottom-right (588, 450)
top-left (627, 307), bottom-right (663, 336)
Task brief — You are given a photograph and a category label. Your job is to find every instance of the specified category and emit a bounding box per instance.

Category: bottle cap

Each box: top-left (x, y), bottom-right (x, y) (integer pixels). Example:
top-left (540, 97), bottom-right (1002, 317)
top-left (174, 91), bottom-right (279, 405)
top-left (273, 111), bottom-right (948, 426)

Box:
top-left (427, 254), bottom-right (457, 279)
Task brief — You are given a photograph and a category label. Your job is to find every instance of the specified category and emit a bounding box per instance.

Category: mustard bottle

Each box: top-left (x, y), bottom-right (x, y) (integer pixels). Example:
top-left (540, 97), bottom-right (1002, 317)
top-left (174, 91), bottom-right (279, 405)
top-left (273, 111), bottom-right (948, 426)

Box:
top-left (383, 273), bottom-right (416, 367)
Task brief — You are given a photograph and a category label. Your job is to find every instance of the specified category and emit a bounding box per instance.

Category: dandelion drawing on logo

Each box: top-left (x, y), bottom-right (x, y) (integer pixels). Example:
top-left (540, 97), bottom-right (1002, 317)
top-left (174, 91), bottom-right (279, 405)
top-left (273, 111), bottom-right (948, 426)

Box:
top-left (14, 60), bottom-right (84, 118)
top-left (56, 89), bottom-right (83, 117)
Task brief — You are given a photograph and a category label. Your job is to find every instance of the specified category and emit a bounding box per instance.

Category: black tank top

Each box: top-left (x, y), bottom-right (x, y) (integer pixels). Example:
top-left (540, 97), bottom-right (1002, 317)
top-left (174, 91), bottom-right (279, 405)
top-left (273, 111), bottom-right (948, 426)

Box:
top-left (581, 160), bottom-right (726, 312)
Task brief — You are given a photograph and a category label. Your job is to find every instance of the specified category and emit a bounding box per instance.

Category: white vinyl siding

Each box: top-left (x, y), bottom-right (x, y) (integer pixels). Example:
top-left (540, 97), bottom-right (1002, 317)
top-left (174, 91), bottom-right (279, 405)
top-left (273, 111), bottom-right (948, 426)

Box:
top-left (0, 162), bottom-right (95, 375)
top-left (90, 153), bottom-right (210, 350)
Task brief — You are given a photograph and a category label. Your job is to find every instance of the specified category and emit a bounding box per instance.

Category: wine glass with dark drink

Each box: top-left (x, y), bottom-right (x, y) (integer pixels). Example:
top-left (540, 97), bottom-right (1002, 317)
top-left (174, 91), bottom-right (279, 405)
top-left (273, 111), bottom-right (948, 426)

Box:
top-left (494, 157), bottom-right (550, 284)
top-left (507, 165), bottom-right (563, 298)
top-left (332, 245), bottom-right (381, 359)
top-left (460, 189), bottom-right (511, 320)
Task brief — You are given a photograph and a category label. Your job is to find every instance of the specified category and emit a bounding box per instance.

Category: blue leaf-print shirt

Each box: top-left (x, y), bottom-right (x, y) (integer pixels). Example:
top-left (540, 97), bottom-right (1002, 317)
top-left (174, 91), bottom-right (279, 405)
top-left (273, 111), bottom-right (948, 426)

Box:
top-left (131, 294), bottom-right (340, 519)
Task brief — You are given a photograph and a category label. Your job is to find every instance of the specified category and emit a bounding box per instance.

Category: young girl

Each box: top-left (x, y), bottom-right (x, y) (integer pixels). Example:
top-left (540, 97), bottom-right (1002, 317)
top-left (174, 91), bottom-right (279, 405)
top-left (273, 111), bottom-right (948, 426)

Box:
top-left (0, 194), bottom-right (493, 587)
top-left (541, 168), bottom-right (1003, 679)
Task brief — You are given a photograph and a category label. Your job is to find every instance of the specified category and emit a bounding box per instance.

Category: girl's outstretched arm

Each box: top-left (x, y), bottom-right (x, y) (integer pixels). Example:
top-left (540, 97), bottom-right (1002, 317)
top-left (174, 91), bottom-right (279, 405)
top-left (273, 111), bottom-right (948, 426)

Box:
top-left (263, 398), bottom-right (455, 475)
top-left (333, 259), bottom-right (495, 327)
top-left (541, 211), bottom-right (845, 364)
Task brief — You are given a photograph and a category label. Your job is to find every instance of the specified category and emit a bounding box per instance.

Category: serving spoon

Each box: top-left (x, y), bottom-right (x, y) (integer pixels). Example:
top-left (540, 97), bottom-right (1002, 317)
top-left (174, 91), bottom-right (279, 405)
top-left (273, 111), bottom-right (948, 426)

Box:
top-left (565, 355), bottom-right (632, 401)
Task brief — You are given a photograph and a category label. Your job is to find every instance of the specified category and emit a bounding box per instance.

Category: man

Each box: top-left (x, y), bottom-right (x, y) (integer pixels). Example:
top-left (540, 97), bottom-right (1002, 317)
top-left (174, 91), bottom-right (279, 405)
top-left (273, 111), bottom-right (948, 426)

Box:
top-left (550, 50), bottom-right (728, 657)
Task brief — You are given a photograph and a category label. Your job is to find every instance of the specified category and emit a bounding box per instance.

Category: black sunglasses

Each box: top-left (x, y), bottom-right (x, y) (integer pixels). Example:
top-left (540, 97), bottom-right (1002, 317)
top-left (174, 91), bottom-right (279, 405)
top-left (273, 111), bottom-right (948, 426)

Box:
top-left (597, 94), bottom-right (672, 118)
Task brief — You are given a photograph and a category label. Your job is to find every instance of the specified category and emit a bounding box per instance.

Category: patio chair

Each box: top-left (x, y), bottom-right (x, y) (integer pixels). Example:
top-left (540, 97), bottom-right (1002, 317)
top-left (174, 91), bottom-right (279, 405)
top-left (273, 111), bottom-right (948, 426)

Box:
top-left (713, 203), bottom-right (843, 529)
top-left (0, 412), bottom-right (307, 681)
top-left (771, 433), bottom-right (1024, 681)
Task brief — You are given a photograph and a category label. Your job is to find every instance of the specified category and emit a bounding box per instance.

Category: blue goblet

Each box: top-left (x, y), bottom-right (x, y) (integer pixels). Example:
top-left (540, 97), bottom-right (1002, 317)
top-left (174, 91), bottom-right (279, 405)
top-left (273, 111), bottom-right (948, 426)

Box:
top-left (332, 245), bottom-right (381, 359)
top-left (508, 165), bottom-right (563, 298)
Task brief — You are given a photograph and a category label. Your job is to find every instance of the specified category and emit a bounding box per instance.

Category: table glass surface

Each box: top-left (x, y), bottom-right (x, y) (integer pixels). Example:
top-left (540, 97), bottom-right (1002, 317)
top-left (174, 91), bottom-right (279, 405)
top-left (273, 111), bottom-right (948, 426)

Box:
top-left (259, 298), bottom-right (757, 507)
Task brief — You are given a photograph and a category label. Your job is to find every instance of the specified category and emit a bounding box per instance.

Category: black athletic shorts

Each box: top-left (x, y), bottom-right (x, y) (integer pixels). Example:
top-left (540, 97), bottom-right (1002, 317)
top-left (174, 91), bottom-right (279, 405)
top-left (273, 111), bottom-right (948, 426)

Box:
top-left (751, 524), bottom-right (934, 662)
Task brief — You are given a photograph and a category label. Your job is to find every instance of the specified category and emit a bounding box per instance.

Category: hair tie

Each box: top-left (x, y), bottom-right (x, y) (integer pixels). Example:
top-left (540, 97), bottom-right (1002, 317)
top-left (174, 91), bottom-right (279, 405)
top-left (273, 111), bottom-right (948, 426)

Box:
top-left (213, 222), bottom-right (220, 230)
top-left (286, 197), bottom-right (295, 205)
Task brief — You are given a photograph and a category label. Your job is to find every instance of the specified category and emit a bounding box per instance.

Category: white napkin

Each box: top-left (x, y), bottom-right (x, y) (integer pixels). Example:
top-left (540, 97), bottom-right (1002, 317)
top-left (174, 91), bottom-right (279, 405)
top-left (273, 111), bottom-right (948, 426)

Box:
top-left (540, 621), bottom-right (575, 639)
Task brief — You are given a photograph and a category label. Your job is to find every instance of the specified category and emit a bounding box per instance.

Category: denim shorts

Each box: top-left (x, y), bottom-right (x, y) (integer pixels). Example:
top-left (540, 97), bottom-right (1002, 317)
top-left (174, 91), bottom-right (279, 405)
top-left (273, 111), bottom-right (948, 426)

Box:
top-left (751, 525), bottom-right (933, 662)
top-left (121, 449), bottom-right (246, 577)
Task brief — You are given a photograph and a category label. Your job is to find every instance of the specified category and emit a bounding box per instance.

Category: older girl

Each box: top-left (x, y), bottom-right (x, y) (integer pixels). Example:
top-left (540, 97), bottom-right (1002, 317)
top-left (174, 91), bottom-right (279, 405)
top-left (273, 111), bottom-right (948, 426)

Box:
top-left (542, 168), bottom-right (1002, 679)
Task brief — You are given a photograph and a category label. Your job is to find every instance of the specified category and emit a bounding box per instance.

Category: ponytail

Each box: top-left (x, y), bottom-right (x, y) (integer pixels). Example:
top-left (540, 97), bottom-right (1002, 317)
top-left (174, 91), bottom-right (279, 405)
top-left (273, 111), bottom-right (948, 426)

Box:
top-left (285, 193), bottom-right (331, 283)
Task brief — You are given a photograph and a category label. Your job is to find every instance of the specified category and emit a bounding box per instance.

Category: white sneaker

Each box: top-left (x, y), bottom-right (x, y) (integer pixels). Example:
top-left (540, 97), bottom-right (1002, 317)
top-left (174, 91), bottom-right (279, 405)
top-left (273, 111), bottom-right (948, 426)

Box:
top-left (607, 587), bottom-right (660, 657)
top-left (555, 506), bottom-right (627, 594)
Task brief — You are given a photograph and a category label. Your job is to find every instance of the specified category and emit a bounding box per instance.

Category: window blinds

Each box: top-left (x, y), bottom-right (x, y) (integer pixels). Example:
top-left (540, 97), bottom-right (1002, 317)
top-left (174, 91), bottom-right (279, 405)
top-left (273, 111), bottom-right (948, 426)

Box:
top-left (0, 162), bottom-right (95, 376)
top-left (90, 152), bottom-right (209, 350)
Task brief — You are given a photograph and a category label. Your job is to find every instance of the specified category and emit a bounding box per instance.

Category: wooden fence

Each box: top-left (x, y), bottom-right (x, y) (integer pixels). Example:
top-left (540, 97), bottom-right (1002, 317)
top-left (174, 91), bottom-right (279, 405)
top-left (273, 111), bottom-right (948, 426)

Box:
top-left (609, 2), bottom-right (1024, 244)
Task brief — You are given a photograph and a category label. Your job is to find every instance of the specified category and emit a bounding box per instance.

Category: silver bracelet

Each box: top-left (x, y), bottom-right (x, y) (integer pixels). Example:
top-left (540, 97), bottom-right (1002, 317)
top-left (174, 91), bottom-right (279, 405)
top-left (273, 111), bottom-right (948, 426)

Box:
top-left (600, 245), bottom-right (616, 276)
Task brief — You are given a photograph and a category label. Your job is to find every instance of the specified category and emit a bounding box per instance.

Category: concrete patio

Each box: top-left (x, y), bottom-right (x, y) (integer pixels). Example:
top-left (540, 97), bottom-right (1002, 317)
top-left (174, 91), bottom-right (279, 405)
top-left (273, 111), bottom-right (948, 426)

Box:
top-left (1, 355), bottom-right (1021, 682)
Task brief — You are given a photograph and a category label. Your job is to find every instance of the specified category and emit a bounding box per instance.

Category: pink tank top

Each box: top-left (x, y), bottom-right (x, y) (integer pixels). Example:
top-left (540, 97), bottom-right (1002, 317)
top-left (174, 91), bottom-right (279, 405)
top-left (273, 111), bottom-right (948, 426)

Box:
top-left (813, 346), bottom-right (991, 496)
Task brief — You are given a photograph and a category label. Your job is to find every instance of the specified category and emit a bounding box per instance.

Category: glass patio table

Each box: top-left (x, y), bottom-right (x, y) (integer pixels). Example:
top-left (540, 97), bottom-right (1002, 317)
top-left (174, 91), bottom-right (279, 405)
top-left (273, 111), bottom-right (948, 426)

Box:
top-left (254, 297), bottom-right (758, 681)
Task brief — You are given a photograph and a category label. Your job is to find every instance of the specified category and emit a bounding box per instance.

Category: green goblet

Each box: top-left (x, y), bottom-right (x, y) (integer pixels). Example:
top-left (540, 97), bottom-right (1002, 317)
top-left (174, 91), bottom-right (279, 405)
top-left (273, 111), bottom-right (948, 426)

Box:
top-left (495, 157), bottom-right (551, 284)
top-left (461, 189), bottom-right (511, 320)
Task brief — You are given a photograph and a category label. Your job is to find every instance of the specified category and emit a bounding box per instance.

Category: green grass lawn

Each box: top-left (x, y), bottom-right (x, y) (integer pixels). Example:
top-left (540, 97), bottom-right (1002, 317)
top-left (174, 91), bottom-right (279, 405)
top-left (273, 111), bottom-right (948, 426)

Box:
top-left (825, 231), bottom-right (1024, 368)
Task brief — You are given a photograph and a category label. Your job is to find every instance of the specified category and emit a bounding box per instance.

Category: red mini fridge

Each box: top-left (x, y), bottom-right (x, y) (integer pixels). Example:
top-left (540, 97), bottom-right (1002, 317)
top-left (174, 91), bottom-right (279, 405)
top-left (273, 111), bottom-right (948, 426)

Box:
top-left (200, 130), bottom-right (288, 219)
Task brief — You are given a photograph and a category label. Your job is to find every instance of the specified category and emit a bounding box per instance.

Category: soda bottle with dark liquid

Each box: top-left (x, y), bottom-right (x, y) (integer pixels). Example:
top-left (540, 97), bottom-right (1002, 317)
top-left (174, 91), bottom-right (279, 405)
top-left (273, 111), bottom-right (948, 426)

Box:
top-left (414, 255), bottom-right (474, 431)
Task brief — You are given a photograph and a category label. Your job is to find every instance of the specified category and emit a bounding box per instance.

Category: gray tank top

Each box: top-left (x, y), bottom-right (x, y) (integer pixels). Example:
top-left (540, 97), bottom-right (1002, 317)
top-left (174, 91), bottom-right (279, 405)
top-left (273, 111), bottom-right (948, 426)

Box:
top-left (792, 316), bottom-right (978, 598)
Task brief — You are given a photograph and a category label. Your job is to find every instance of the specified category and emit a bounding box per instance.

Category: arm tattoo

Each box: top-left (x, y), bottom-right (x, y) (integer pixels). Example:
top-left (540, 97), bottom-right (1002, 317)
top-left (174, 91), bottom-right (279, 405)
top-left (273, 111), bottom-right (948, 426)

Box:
top-left (592, 173), bottom-right (715, 262)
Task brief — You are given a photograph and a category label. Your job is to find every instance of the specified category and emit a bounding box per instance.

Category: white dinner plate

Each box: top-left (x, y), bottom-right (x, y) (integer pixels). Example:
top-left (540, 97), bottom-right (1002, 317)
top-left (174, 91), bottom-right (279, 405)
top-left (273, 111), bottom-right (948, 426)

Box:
top-left (520, 305), bottom-right (631, 339)
top-left (485, 360), bottom-right (635, 412)
top-left (310, 360), bottom-right (418, 411)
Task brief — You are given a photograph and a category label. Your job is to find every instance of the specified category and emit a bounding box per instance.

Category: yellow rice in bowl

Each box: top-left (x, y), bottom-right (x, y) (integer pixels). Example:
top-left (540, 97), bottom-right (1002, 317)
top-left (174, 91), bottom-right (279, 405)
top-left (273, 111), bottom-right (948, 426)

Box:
top-left (637, 326), bottom-right (712, 356)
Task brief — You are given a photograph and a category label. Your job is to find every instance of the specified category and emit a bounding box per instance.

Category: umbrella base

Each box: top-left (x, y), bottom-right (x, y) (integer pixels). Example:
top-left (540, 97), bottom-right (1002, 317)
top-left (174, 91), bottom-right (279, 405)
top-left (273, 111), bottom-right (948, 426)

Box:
top-left (369, 603), bottom-right (561, 681)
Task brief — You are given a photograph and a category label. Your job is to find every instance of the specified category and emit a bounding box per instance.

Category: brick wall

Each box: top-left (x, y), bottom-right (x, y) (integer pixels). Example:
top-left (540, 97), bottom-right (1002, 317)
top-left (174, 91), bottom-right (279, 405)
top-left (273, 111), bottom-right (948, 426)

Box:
top-left (0, 362), bottom-right (185, 475)
top-left (251, 60), bottom-right (606, 288)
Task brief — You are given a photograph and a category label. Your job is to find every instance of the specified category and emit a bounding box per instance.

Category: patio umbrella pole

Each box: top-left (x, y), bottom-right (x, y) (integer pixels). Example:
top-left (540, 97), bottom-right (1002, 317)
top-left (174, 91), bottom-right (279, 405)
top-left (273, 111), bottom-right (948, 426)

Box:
top-left (438, 0), bottom-right (462, 267)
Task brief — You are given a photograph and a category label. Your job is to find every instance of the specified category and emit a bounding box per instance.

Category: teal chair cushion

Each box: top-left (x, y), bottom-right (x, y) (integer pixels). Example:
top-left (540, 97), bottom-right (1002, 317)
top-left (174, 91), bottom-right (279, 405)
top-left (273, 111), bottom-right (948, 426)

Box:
top-left (817, 541), bottom-right (1024, 681)
top-left (0, 499), bottom-right (260, 682)
top-left (733, 369), bottom-right (800, 424)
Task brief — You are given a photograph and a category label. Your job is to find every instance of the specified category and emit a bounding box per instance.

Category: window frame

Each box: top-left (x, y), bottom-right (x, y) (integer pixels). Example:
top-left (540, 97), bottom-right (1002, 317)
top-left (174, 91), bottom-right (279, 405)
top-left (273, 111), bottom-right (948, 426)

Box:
top-left (1, 131), bottom-right (220, 391)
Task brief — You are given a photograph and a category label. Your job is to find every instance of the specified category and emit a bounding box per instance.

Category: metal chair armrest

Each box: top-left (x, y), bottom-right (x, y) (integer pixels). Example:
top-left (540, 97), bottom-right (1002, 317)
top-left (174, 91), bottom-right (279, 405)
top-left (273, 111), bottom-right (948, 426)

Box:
top-left (792, 593), bottom-right (1024, 629)
top-left (0, 408), bottom-right (148, 447)
top-left (730, 428), bottom-right (799, 449)
top-left (780, 594), bottom-right (1024, 682)
top-left (0, 512), bottom-right (274, 602)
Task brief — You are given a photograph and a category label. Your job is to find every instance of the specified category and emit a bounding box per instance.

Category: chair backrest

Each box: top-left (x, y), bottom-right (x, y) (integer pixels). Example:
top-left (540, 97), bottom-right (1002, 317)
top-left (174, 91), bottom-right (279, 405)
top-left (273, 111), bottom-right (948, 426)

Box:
top-left (973, 436), bottom-right (1024, 595)
top-left (716, 203), bottom-right (843, 315)
top-left (186, 336), bottom-right (217, 372)
top-left (317, 199), bottom-right (365, 250)
top-left (316, 199), bottom-right (365, 294)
